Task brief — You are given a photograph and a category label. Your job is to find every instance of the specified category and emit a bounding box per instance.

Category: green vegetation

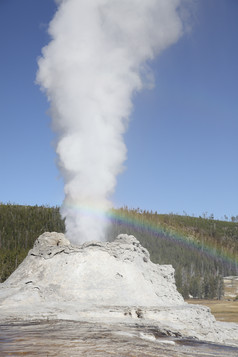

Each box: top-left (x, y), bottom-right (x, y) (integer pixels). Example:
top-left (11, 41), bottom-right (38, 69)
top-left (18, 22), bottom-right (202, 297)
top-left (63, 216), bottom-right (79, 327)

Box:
top-left (0, 204), bottom-right (237, 300)
top-left (107, 207), bottom-right (238, 299)
top-left (0, 203), bottom-right (65, 282)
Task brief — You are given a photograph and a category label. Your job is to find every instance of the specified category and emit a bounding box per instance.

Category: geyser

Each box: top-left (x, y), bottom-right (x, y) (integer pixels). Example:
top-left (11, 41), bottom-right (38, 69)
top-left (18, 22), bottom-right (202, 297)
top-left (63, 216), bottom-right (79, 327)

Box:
top-left (36, 0), bottom-right (184, 244)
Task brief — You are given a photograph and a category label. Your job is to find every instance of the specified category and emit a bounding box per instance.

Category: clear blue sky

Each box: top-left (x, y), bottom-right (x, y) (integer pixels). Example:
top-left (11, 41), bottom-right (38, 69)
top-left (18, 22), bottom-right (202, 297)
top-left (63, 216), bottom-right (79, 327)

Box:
top-left (0, 0), bottom-right (237, 220)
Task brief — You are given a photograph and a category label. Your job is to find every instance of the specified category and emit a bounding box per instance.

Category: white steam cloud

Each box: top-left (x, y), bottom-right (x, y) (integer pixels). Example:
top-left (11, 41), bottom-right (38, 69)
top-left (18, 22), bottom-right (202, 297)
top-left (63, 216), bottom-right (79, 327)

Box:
top-left (37, 0), bottom-right (185, 244)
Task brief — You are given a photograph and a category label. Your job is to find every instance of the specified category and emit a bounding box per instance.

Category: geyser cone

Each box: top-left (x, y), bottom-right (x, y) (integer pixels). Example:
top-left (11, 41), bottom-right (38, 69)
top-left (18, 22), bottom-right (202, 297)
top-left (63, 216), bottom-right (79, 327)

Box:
top-left (1, 232), bottom-right (238, 345)
top-left (1, 232), bottom-right (184, 307)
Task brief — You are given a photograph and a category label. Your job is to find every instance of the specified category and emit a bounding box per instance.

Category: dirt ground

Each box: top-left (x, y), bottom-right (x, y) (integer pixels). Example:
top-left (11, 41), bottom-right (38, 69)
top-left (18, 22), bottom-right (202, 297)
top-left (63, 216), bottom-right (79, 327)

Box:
top-left (186, 299), bottom-right (238, 323)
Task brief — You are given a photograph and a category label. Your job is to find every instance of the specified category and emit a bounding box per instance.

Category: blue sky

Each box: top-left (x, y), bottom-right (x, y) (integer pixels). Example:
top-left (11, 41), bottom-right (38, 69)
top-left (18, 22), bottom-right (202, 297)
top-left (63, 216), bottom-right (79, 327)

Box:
top-left (0, 0), bottom-right (237, 220)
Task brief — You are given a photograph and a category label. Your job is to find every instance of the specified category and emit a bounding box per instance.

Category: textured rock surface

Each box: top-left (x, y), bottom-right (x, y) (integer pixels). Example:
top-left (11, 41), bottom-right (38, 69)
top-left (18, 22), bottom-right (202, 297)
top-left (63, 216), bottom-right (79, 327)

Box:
top-left (0, 232), bottom-right (184, 307)
top-left (0, 232), bottom-right (238, 346)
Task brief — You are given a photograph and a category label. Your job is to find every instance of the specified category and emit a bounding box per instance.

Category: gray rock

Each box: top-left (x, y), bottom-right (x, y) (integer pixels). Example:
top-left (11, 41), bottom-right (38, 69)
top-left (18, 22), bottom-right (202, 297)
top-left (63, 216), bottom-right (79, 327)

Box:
top-left (0, 232), bottom-right (237, 346)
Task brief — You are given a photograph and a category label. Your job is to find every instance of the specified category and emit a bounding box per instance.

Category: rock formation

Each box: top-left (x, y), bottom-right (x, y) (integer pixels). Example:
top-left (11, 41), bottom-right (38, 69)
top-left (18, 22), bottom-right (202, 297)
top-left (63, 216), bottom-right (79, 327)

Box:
top-left (0, 232), bottom-right (238, 346)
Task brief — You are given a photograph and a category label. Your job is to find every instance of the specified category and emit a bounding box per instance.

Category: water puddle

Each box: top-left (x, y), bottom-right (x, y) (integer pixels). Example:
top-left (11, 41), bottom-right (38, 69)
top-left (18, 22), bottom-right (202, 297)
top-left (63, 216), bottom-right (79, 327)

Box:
top-left (0, 320), bottom-right (237, 356)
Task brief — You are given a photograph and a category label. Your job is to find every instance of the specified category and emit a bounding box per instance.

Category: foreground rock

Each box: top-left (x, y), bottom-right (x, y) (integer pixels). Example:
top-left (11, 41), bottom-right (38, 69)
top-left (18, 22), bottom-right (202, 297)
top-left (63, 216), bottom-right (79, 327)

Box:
top-left (0, 232), bottom-right (238, 346)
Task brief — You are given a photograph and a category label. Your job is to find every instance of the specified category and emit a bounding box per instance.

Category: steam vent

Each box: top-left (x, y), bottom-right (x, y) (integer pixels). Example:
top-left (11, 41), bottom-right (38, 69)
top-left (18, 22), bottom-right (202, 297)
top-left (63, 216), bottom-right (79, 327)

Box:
top-left (0, 232), bottom-right (238, 346)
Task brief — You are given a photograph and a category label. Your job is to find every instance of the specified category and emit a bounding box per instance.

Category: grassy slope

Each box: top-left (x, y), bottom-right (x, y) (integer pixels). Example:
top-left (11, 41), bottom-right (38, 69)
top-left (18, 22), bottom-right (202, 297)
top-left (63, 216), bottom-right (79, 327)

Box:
top-left (187, 299), bottom-right (238, 323)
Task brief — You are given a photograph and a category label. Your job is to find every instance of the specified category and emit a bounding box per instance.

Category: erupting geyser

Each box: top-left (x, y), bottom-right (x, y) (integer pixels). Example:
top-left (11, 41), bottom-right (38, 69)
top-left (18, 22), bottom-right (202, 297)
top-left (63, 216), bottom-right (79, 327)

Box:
top-left (36, 0), bottom-right (185, 244)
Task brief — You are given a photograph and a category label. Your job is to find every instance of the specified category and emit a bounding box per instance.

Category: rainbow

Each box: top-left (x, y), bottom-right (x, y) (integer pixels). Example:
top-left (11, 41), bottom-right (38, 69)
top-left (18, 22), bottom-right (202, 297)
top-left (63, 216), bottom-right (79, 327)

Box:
top-left (63, 203), bottom-right (238, 269)
top-left (107, 208), bottom-right (238, 270)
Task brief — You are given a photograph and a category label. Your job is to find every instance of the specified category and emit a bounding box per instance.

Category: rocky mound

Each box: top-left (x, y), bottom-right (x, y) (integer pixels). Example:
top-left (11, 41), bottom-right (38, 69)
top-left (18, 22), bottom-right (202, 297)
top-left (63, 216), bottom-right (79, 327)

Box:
top-left (1, 232), bottom-right (183, 307)
top-left (0, 232), bottom-right (238, 346)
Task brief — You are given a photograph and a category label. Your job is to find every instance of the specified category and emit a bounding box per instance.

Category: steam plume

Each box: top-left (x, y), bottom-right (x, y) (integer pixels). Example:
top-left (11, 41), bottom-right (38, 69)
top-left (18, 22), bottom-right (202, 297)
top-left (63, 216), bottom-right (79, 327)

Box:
top-left (37, 0), bottom-right (184, 244)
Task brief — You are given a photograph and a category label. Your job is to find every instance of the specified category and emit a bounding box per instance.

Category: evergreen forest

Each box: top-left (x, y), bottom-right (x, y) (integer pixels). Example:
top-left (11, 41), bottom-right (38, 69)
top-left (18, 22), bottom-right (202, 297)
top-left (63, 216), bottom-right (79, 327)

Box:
top-left (0, 203), bottom-right (237, 300)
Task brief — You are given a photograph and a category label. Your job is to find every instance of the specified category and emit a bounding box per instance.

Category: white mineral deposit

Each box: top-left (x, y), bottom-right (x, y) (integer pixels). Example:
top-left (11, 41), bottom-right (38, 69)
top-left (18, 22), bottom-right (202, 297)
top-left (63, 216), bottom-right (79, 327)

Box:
top-left (0, 232), bottom-right (238, 347)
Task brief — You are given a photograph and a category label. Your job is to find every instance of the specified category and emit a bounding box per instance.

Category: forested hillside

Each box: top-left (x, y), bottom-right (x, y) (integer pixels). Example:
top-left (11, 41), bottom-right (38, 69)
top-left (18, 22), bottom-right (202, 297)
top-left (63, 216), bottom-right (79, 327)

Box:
top-left (107, 207), bottom-right (238, 299)
top-left (0, 204), bottom-right (64, 282)
top-left (0, 204), bottom-right (237, 300)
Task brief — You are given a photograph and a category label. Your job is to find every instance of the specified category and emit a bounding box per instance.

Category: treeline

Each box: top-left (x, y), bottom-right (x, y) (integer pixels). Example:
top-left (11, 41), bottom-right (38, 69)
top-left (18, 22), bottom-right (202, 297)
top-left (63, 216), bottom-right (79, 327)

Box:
top-left (106, 207), bottom-right (238, 299)
top-left (0, 204), bottom-right (238, 300)
top-left (0, 203), bottom-right (64, 282)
